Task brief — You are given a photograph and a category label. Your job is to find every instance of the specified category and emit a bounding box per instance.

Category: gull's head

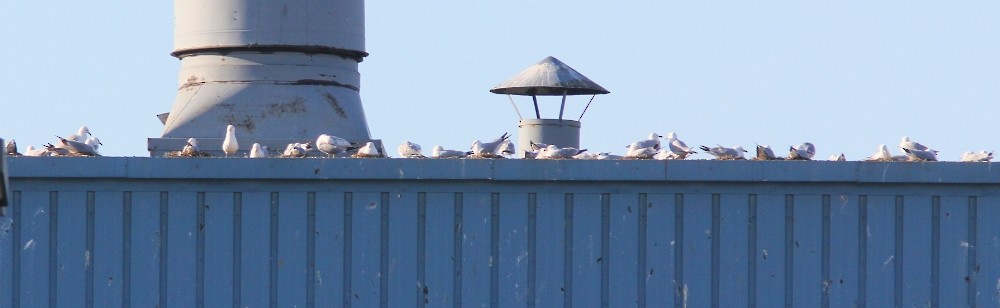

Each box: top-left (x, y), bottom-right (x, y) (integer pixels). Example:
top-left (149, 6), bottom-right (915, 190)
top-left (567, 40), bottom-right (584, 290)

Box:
top-left (79, 126), bottom-right (91, 136)
top-left (252, 143), bottom-right (262, 150)
top-left (86, 137), bottom-right (102, 146)
top-left (901, 136), bottom-right (911, 143)
top-left (879, 144), bottom-right (890, 154)
top-left (187, 138), bottom-right (198, 146)
top-left (666, 132), bottom-right (678, 140)
top-left (649, 133), bottom-right (662, 140)
top-left (735, 146), bottom-right (747, 152)
top-left (227, 124), bottom-right (236, 134)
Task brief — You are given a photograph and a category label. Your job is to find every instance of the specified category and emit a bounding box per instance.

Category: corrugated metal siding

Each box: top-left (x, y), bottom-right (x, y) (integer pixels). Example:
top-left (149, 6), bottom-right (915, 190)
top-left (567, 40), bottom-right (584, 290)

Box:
top-left (1, 158), bottom-right (999, 307)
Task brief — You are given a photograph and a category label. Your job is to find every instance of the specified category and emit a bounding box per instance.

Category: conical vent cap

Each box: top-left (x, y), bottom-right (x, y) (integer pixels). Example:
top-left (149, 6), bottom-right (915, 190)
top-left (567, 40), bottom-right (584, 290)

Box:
top-left (490, 56), bottom-right (609, 96)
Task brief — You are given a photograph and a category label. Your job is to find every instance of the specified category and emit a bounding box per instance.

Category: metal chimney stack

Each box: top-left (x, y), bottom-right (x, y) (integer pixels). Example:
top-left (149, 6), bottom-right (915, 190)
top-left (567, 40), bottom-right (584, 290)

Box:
top-left (148, 0), bottom-right (374, 156)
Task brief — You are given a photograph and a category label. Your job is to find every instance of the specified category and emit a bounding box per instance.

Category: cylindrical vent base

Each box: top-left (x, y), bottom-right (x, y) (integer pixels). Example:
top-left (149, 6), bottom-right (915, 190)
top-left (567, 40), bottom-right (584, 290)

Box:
top-left (517, 119), bottom-right (581, 158)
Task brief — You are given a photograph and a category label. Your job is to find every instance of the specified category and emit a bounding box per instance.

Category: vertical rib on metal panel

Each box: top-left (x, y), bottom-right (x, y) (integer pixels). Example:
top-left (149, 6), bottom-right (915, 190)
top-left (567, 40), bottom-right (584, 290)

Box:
top-left (858, 195), bottom-right (867, 308)
top-left (343, 192), bottom-right (352, 308)
top-left (380, 192), bottom-right (389, 308)
top-left (454, 192), bottom-right (463, 307)
top-left (86, 191), bottom-right (95, 308)
top-left (196, 192), bottom-right (206, 308)
top-left (307, 192), bottom-right (316, 308)
top-left (491, 193), bottom-right (500, 308)
top-left (931, 196), bottom-right (940, 307)
top-left (637, 193), bottom-right (648, 308)
top-left (967, 196), bottom-right (977, 306)
top-left (975, 196), bottom-right (1000, 307)
top-left (894, 196), bottom-right (903, 308)
top-left (10, 191), bottom-right (20, 308)
top-left (563, 194), bottom-right (573, 308)
top-left (785, 194), bottom-right (794, 308)
top-left (674, 193), bottom-right (684, 308)
top-left (233, 192), bottom-right (243, 308)
top-left (49, 191), bottom-right (57, 308)
top-left (821, 195), bottom-right (831, 308)
top-left (748, 194), bottom-right (758, 308)
top-left (417, 193), bottom-right (427, 308)
top-left (270, 192), bottom-right (279, 308)
top-left (601, 193), bottom-right (610, 308)
top-left (711, 194), bottom-right (720, 308)
top-left (121, 191), bottom-right (132, 307)
top-left (159, 192), bottom-right (168, 308)
top-left (527, 193), bottom-right (537, 308)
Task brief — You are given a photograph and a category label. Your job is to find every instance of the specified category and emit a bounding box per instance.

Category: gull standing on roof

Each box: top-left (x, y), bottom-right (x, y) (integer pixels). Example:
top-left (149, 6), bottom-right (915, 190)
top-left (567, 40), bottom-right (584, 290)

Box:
top-left (829, 153), bottom-right (846, 161)
top-left (432, 145), bottom-right (468, 158)
top-left (316, 134), bottom-right (351, 157)
top-left (397, 141), bottom-right (425, 158)
top-left (665, 132), bottom-right (696, 159)
top-left (250, 143), bottom-right (267, 158)
top-left (788, 142), bottom-right (816, 160)
top-left (223, 125), bottom-right (239, 157)
top-left (632, 133), bottom-right (662, 150)
top-left (700, 145), bottom-right (747, 160)
top-left (961, 151), bottom-right (993, 162)
top-left (181, 138), bottom-right (199, 156)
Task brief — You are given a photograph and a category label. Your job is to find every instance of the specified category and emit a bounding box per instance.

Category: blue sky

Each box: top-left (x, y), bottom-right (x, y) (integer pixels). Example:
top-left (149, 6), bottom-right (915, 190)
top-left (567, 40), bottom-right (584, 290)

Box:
top-left (3, 2), bottom-right (999, 160)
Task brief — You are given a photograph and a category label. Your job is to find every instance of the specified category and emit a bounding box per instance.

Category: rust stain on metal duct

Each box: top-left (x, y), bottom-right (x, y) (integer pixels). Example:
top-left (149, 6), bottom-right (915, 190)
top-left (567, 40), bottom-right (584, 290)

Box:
top-left (219, 114), bottom-right (256, 132)
top-left (323, 93), bottom-right (348, 119)
top-left (179, 75), bottom-right (205, 91)
top-left (266, 98), bottom-right (308, 116)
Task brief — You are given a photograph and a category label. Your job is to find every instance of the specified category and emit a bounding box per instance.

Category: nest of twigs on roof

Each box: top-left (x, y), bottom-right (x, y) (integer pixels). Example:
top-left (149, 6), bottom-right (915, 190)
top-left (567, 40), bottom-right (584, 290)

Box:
top-left (468, 153), bottom-right (505, 159)
top-left (165, 151), bottom-right (212, 158)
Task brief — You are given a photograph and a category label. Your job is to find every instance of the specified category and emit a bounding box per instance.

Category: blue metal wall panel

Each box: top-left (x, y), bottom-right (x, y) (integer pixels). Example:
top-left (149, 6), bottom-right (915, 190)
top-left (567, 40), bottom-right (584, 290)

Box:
top-left (423, 193), bottom-right (455, 306)
top-left (571, 193), bottom-right (601, 307)
top-left (939, 196), bottom-right (971, 306)
top-left (792, 195), bottom-right (822, 307)
top-left (865, 195), bottom-right (897, 307)
top-left (498, 193), bottom-right (529, 307)
top-left (534, 193), bottom-right (565, 307)
top-left (461, 192), bottom-right (493, 307)
top-left (278, 192), bottom-right (309, 307)
top-left (350, 192), bottom-right (383, 307)
top-left (718, 194), bottom-right (749, 307)
top-left (313, 191), bottom-right (346, 307)
top-left (388, 192), bottom-right (418, 308)
top-left (827, 194), bottom-right (860, 307)
top-left (901, 196), bottom-right (932, 307)
top-left (93, 191), bottom-right (124, 307)
top-left (644, 193), bottom-right (676, 308)
top-left (203, 192), bottom-right (235, 308)
top-left (682, 194), bottom-right (712, 306)
top-left (129, 191), bottom-right (161, 308)
top-left (609, 193), bottom-right (640, 307)
top-left (240, 191), bottom-right (271, 307)
top-left (3, 159), bottom-right (1000, 307)
top-left (976, 196), bottom-right (1000, 307)
top-left (18, 191), bottom-right (50, 307)
top-left (754, 194), bottom-right (786, 307)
